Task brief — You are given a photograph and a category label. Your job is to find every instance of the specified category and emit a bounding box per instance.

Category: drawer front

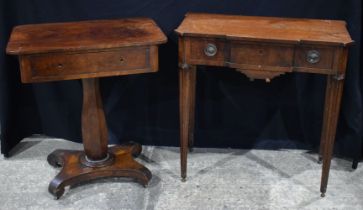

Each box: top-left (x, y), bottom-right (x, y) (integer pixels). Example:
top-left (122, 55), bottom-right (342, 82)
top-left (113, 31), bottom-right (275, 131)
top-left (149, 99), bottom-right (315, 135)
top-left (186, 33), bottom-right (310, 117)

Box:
top-left (21, 47), bottom-right (154, 82)
top-left (230, 43), bottom-right (294, 71)
top-left (186, 37), bottom-right (226, 66)
top-left (294, 46), bottom-right (335, 70)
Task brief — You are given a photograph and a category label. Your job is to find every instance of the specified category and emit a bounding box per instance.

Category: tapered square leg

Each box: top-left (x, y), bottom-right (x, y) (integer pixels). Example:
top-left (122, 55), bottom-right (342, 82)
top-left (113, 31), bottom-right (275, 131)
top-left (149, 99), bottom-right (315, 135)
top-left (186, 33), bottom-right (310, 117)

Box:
top-left (188, 67), bottom-right (197, 152)
top-left (320, 75), bottom-right (344, 197)
top-left (179, 64), bottom-right (196, 181)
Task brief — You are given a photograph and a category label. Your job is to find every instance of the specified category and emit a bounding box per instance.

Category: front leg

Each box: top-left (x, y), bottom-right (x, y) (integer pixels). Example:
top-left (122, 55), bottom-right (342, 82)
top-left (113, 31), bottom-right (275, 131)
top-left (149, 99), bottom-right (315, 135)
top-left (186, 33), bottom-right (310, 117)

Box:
top-left (320, 75), bottom-right (345, 197)
top-left (188, 66), bottom-right (197, 152)
top-left (179, 63), bottom-right (196, 181)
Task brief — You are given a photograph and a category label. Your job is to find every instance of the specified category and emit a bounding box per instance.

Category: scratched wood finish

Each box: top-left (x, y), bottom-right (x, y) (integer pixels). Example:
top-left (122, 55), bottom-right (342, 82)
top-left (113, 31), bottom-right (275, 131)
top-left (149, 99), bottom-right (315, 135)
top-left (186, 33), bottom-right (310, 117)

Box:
top-left (175, 13), bottom-right (353, 46)
top-left (181, 37), bottom-right (348, 80)
top-left (7, 18), bottom-right (165, 83)
top-left (176, 13), bottom-right (352, 196)
top-left (6, 18), bottom-right (167, 199)
top-left (18, 46), bottom-right (158, 83)
top-left (7, 18), bottom-right (166, 54)
top-left (47, 144), bottom-right (150, 199)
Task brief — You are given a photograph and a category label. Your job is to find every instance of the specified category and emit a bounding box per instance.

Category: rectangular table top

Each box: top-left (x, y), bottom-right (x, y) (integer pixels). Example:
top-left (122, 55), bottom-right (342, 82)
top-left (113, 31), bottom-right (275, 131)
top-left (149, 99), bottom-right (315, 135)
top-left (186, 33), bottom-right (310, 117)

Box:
top-left (175, 13), bottom-right (353, 46)
top-left (7, 18), bottom-right (167, 55)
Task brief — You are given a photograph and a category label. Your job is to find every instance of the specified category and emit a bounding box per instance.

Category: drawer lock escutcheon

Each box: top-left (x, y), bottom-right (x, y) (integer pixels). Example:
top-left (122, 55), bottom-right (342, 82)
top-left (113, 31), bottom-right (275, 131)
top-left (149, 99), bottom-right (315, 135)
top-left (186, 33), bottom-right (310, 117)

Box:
top-left (306, 50), bottom-right (320, 64)
top-left (204, 43), bottom-right (217, 57)
top-left (119, 57), bottom-right (125, 63)
top-left (57, 63), bottom-right (64, 69)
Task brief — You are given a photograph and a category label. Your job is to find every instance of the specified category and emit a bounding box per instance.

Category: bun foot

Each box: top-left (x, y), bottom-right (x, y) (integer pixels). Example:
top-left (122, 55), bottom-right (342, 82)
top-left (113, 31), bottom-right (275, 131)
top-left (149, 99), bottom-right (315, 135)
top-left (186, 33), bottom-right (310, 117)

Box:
top-left (46, 145), bottom-right (151, 199)
top-left (321, 193), bottom-right (325, 197)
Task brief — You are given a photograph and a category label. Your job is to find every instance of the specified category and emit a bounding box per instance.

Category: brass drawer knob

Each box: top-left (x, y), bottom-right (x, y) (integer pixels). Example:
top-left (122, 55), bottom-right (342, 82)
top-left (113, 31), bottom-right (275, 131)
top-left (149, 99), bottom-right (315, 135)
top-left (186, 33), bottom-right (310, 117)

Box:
top-left (306, 50), bottom-right (320, 64)
top-left (204, 43), bottom-right (217, 57)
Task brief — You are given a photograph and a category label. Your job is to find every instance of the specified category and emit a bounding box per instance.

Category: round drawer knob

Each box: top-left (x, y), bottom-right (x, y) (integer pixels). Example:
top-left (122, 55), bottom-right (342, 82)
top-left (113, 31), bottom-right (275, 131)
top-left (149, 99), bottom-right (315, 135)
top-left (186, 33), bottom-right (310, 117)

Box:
top-left (204, 43), bottom-right (217, 57)
top-left (307, 50), bottom-right (320, 64)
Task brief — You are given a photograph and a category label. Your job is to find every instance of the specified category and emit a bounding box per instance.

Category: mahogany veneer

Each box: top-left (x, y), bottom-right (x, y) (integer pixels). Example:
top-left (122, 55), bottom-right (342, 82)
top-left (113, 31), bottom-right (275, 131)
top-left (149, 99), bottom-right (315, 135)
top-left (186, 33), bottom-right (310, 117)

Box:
top-left (7, 18), bottom-right (167, 199)
top-left (176, 13), bottom-right (353, 197)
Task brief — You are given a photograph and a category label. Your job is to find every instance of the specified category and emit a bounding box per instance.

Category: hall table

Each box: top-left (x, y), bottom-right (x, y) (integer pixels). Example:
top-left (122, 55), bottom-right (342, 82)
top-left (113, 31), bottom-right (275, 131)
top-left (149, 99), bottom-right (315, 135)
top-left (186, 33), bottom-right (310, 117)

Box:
top-left (6, 18), bottom-right (167, 199)
top-left (176, 13), bottom-right (353, 197)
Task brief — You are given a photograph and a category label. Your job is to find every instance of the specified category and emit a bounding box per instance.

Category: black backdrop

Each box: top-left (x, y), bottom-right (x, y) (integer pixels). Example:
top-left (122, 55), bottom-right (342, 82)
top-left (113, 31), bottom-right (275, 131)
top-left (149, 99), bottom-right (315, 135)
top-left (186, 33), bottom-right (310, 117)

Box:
top-left (0, 0), bottom-right (362, 161)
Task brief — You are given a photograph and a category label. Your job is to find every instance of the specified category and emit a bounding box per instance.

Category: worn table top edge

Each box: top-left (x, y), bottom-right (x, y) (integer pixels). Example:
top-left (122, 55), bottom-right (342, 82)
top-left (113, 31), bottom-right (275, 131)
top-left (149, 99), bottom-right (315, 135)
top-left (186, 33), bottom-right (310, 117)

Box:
top-left (183, 12), bottom-right (349, 24)
top-left (175, 12), bottom-right (354, 46)
top-left (6, 17), bottom-right (168, 55)
top-left (175, 32), bottom-right (354, 47)
top-left (6, 40), bottom-right (167, 55)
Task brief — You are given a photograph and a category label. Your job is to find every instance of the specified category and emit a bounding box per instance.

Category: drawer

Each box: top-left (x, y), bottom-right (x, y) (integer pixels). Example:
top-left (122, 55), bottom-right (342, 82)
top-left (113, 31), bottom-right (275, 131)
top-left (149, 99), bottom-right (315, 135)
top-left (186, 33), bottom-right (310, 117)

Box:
top-left (294, 46), bottom-right (335, 70)
top-left (186, 37), bottom-right (226, 66)
top-left (229, 42), bottom-right (294, 71)
top-left (20, 46), bottom-right (156, 83)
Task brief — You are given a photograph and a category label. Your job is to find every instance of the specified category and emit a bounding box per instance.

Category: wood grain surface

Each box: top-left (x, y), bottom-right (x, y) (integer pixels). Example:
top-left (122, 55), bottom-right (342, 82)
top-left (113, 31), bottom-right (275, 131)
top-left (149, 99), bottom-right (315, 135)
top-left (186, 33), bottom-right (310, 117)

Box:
top-left (175, 13), bottom-right (353, 46)
top-left (7, 18), bottom-right (167, 54)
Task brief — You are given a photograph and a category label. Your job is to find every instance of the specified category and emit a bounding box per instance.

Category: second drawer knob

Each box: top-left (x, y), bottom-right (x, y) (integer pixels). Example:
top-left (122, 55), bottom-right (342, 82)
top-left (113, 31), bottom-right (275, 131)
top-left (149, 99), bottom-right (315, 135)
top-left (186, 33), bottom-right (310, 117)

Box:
top-left (204, 43), bottom-right (217, 57)
top-left (307, 50), bottom-right (320, 64)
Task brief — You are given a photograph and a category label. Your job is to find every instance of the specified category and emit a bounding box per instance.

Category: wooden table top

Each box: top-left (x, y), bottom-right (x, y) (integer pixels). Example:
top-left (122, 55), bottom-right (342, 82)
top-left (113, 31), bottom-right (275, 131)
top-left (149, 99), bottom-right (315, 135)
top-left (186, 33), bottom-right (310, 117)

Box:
top-left (175, 13), bottom-right (353, 46)
top-left (7, 18), bottom-right (167, 55)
